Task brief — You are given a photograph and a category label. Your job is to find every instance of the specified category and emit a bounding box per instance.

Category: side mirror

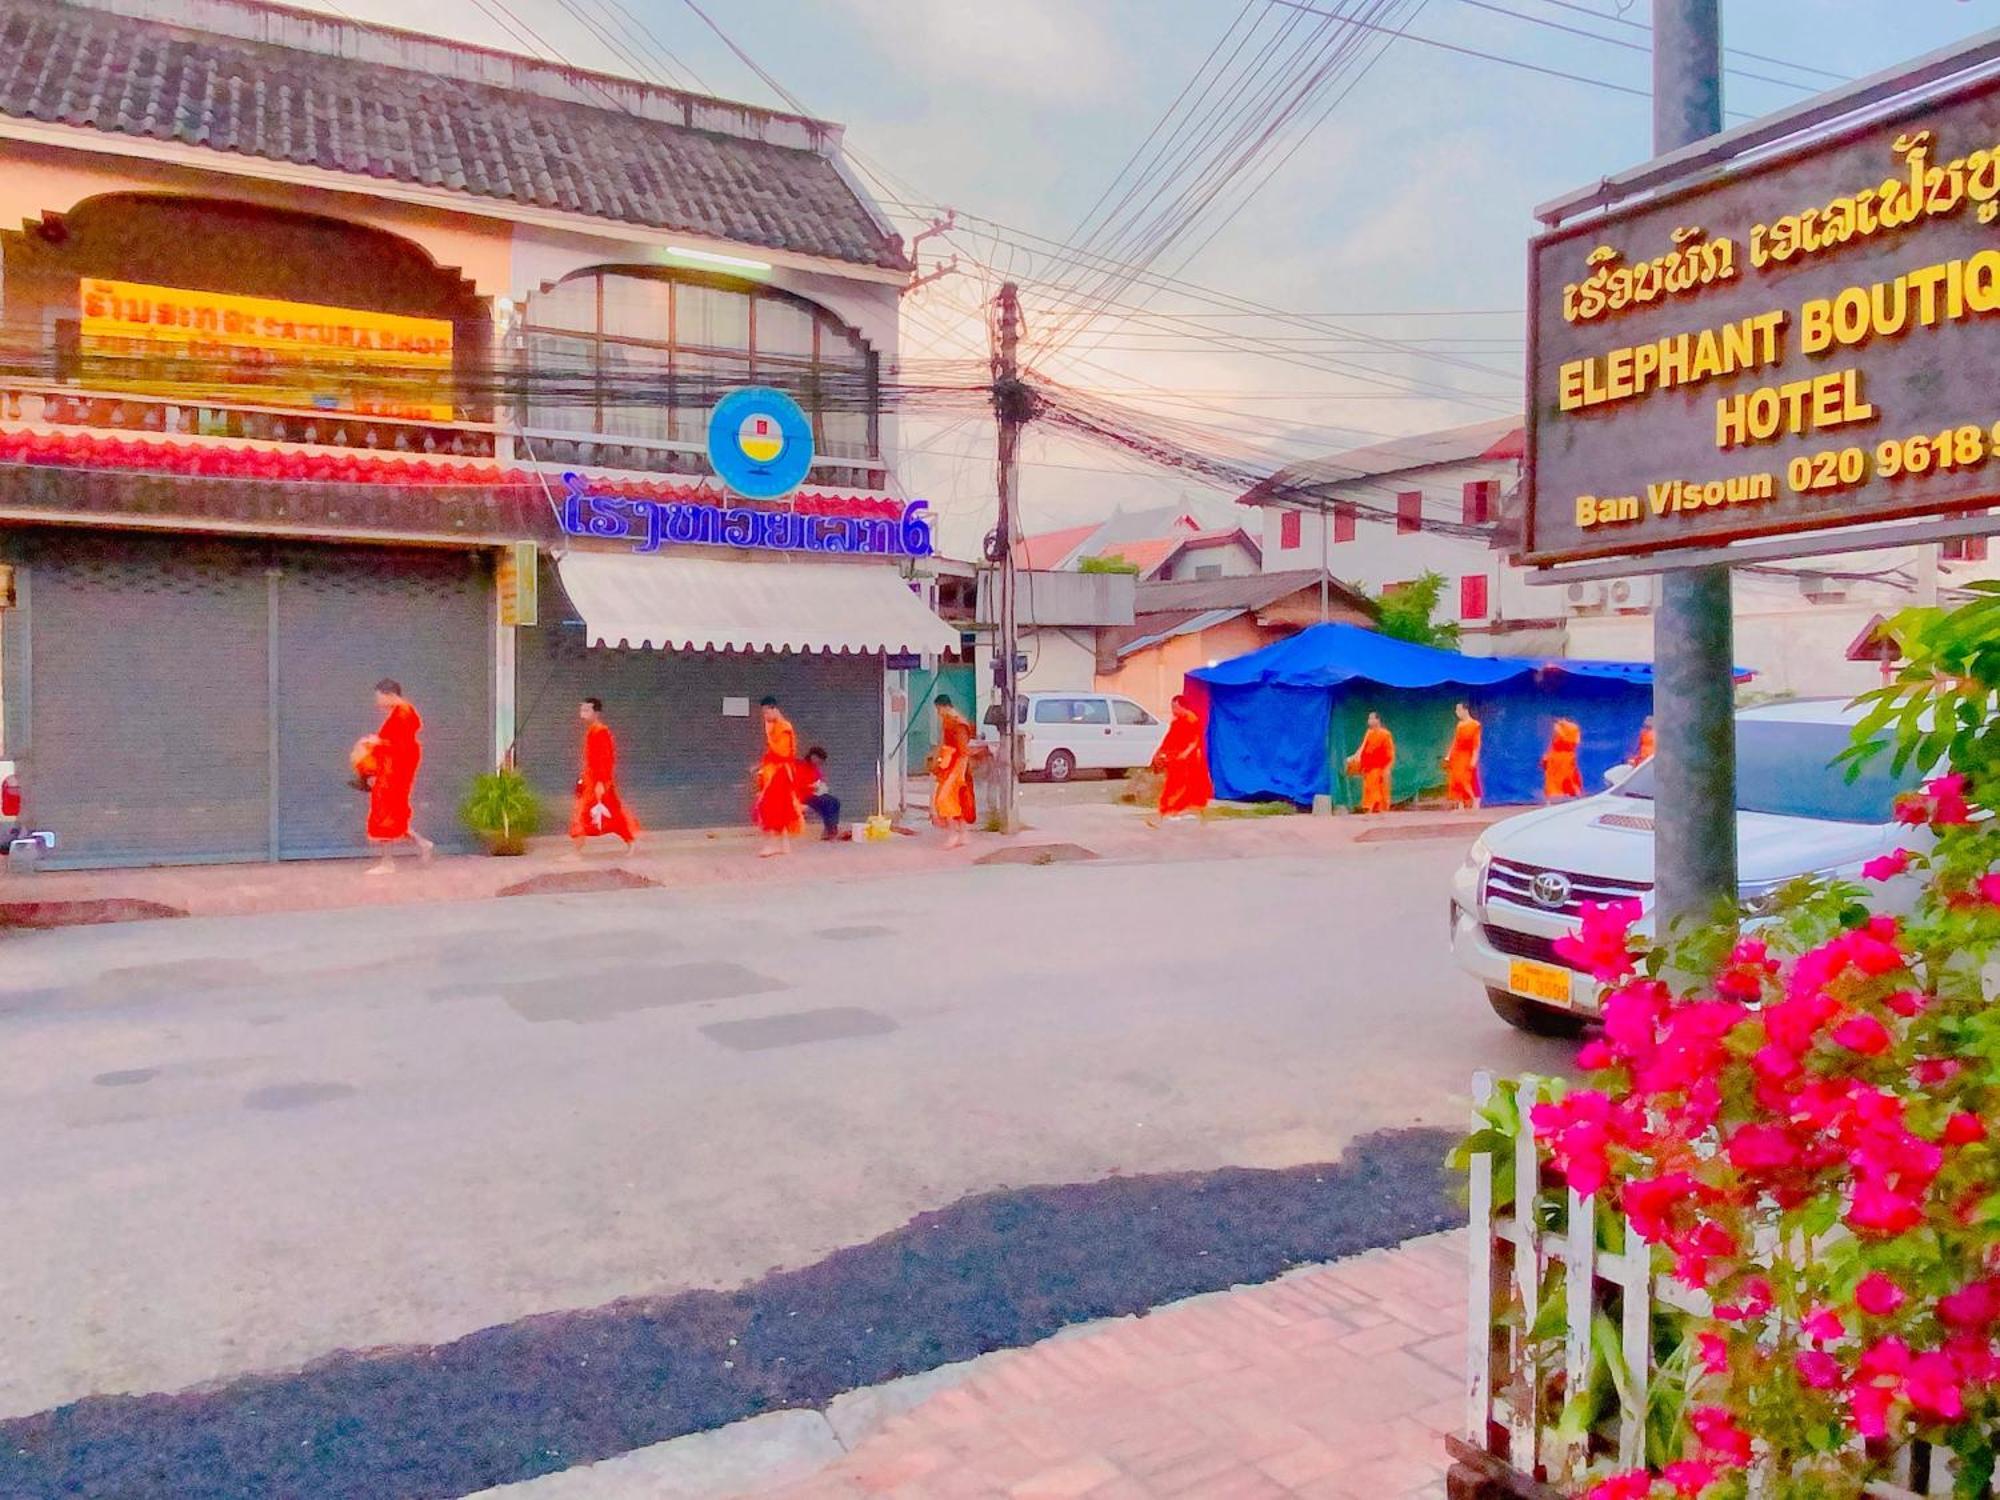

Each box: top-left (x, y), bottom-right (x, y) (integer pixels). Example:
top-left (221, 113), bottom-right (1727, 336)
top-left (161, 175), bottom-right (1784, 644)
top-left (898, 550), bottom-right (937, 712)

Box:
top-left (1603, 763), bottom-right (1635, 789)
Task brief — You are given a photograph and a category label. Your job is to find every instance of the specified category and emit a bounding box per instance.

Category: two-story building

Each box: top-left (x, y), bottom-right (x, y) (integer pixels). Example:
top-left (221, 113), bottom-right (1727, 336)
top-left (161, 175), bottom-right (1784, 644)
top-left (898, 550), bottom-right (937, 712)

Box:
top-left (1246, 416), bottom-right (1996, 693)
top-left (0, 0), bottom-right (957, 867)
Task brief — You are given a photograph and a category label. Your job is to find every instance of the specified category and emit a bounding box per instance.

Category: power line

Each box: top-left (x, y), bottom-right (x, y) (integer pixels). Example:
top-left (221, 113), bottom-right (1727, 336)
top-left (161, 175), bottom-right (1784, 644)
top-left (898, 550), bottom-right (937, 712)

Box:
top-left (1439, 0), bottom-right (1819, 94)
top-left (1523, 0), bottom-right (1851, 84)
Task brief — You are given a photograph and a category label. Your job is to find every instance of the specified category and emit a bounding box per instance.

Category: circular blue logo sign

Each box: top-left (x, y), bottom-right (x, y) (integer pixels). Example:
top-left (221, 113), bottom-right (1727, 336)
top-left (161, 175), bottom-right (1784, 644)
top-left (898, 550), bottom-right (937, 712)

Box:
top-left (706, 387), bottom-right (815, 500)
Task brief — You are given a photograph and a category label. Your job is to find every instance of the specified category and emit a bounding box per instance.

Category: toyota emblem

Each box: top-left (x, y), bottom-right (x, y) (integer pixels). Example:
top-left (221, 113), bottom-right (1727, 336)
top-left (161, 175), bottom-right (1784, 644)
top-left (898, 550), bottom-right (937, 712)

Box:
top-left (1530, 871), bottom-right (1572, 908)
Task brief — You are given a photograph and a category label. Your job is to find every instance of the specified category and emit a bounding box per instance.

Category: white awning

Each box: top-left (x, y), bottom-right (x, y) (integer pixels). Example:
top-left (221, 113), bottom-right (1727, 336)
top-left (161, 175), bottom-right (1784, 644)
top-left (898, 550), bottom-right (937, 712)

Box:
top-left (555, 551), bottom-right (961, 656)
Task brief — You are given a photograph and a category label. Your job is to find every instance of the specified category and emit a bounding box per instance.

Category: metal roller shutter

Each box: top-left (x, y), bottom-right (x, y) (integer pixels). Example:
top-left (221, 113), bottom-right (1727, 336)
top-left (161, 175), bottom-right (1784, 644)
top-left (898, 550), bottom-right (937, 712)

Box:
top-left (516, 559), bottom-right (884, 831)
top-left (273, 544), bottom-right (492, 859)
top-left (21, 531), bottom-right (271, 867)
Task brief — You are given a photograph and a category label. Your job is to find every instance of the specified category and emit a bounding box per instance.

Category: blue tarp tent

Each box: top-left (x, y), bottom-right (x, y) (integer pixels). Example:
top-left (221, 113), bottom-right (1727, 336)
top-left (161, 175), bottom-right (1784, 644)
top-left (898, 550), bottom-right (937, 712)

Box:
top-left (1188, 623), bottom-right (1665, 809)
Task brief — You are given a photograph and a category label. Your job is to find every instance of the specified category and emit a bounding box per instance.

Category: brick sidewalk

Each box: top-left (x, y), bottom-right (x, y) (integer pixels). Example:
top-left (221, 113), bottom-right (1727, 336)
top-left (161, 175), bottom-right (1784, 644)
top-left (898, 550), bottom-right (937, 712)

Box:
top-left (742, 1230), bottom-right (1469, 1500)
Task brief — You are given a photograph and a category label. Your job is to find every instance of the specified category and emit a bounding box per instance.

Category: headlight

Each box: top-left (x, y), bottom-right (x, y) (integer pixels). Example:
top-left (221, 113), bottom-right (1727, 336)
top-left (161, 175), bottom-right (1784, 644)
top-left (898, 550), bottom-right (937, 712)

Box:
top-left (1466, 833), bottom-right (1493, 873)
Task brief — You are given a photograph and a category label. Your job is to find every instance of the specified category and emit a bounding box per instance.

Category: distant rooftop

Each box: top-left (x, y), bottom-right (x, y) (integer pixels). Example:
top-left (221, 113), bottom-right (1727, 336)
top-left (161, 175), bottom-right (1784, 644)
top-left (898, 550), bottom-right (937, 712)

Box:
top-left (1242, 417), bottom-right (1524, 502)
top-left (0, 0), bottom-right (910, 270)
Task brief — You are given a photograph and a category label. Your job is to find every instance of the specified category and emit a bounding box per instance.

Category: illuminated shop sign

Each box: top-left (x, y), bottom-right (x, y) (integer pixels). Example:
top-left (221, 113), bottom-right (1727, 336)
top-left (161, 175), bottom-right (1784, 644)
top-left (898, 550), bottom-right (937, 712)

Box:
top-left (78, 278), bottom-right (455, 421)
top-left (555, 473), bottom-right (935, 558)
top-left (1526, 75), bottom-right (2000, 563)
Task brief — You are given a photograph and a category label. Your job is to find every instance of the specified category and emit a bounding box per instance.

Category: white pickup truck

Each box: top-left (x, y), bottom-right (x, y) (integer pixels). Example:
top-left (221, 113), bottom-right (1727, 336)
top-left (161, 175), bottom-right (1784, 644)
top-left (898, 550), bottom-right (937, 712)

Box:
top-left (1451, 700), bottom-right (1928, 1034)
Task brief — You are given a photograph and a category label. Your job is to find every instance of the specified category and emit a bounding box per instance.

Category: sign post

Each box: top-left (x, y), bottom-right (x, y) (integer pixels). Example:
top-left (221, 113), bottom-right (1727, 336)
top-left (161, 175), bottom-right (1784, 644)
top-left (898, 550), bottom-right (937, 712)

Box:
top-left (1651, 0), bottom-right (1738, 933)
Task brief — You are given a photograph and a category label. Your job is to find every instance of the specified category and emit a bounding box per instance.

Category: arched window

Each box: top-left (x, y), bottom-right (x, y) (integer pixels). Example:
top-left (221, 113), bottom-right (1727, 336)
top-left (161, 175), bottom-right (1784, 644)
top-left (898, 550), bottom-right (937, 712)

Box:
top-left (522, 269), bottom-right (879, 480)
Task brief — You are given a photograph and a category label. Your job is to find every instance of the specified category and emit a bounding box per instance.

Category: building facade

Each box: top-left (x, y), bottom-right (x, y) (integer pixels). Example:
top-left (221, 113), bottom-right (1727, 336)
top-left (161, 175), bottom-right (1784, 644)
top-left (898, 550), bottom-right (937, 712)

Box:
top-left (1247, 417), bottom-right (1997, 693)
top-left (0, 0), bottom-right (954, 866)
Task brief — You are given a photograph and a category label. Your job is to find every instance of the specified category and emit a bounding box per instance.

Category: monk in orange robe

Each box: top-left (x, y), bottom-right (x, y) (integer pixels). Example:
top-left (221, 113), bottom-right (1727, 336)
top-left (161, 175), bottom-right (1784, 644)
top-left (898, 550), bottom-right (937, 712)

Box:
top-left (1152, 694), bottom-right (1213, 822)
top-left (362, 678), bottom-right (433, 874)
top-left (753, 696), bottom-right (805, 856)
top-left (570, 697), bottom-right (638, 853)
top-left (1543, 717), bottom-right (1584, 800)
top-left (1443, 701), bottom-right (1482, 810)
top-left (930, 695), bottom-right (980, 849)
top-left (1346, 711), bottom-right (1396, 814)
top-left (1629, 715), bottom-right (1656, 766)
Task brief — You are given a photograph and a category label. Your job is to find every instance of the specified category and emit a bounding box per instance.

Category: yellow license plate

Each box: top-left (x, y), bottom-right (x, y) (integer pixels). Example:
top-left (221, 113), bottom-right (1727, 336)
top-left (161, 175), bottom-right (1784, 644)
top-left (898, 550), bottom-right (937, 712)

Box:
top-left (1509, 959), bottom-right (1573, 1006)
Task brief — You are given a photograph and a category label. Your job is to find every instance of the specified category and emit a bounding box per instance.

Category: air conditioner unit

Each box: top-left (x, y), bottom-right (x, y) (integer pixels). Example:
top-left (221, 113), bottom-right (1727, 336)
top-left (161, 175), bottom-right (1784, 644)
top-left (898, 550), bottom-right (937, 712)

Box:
top-left (1565, 581), bottom-right (1608, 611)
top-left (1799, 571), bottom-right (1847, 603)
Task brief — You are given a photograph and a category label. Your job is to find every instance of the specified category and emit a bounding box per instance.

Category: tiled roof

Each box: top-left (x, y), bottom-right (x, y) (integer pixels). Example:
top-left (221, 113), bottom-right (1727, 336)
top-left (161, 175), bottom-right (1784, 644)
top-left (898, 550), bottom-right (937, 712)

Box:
top-left (0, 0), bottom-right (909, 271)
top-left (1132, 568), bottom-right (1373, 618)
top-left (1243, 417), bottom-right (1524, 501)
top-left (1015, 522), bottom-right (1100, 571)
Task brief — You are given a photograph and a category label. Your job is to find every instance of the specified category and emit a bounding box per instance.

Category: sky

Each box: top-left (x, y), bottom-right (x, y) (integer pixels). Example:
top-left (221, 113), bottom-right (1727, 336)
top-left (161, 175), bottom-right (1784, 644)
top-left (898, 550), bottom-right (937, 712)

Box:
top-left (309, 0), bottom-right (1996, 553)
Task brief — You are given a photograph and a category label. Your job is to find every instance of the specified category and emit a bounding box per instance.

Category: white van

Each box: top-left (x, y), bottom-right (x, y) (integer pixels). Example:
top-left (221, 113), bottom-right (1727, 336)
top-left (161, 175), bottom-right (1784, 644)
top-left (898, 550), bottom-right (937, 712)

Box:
top-left (986, 692), bottom-right (1170, 781)
top-left (1451, 700), bottom-right (1930, 1034)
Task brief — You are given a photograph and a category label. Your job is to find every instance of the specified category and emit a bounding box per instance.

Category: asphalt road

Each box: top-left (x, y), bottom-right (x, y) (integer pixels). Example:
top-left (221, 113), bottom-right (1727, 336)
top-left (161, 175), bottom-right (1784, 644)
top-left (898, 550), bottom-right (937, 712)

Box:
top-left (0, 834), bottom-right (1571, 1419)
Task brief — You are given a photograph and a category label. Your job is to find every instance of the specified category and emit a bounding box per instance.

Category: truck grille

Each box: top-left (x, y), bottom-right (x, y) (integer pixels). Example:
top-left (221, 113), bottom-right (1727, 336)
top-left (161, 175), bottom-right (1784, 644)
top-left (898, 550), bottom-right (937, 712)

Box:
top-left (1483, 857), bottom-right (1651, 918)
top-left (1482, 924), bottom-right (1573, 970)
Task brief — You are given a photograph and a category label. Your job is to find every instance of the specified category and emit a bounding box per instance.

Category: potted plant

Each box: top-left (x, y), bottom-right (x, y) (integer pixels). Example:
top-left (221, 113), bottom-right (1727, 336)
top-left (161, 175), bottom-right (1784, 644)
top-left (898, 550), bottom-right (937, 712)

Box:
top-left (461, 766), bottom-right (541, 856)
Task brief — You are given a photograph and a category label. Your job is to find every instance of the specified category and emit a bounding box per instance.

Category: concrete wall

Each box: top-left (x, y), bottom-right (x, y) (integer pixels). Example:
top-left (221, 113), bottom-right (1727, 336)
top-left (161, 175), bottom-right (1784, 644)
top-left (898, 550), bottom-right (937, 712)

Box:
top-left (1100, 615), bottom-right (1270, 717)
top-left (1020, 628), bottom-right (1102, 696)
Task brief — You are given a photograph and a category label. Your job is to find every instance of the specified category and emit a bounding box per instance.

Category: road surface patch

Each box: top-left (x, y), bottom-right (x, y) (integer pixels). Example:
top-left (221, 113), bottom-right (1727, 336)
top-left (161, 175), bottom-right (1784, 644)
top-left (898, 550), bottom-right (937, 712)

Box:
top-left (699, 1006), bottom-right (898, 1052)
top-left (502, 962), bottom-right (790, 1024)
top-left (242, 1082), bottom-right (359, 1112)
top-left (0, 1127), bottom-right (1458, 1500)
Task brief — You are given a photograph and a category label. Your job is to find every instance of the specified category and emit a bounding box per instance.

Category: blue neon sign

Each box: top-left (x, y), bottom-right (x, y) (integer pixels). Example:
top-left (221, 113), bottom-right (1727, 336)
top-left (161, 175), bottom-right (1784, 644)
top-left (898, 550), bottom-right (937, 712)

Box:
top-left (555, 473), bottom-right (934, 558)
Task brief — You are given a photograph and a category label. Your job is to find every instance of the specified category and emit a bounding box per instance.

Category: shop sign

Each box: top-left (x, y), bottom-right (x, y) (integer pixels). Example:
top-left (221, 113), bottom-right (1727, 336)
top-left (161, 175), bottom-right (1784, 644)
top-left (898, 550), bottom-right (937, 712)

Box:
top-left (77, 278), bottom-right (455, 422)
top-left (497, 541), bottom-right (538, 627)
top-left (1526, 73), bottom-right (2000, 564)
top-left (706, 387), bottom-right (815, 499)
top-left (556, 472), bottom-right (935, 558)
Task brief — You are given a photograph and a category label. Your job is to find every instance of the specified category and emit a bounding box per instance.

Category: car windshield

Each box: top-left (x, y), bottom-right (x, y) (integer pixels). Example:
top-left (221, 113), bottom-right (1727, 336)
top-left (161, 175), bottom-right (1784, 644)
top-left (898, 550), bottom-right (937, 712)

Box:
top-left (1616, 718), bottom-right (1923, 824)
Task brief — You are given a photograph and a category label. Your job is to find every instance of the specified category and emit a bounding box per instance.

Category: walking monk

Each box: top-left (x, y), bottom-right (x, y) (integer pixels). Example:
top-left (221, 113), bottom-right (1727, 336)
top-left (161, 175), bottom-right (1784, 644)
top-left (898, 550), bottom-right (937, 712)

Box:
top-left (752, 696), bottom-right (805, 857)
top-left (1443, 701), bottom-right (1482, 811)
top-left (1346, 711), bottom-right (1396, 814)
top-left (358, 678), bottom-right (433, 875)
top-left (1151, 693), bottom-right (1213, 823)
top-left (1629, 714), bottom-right (1657, 766)
top-left (1543, 717), bottom-right (1584, 800)
top-left (570, 697), bottom-right (638, 855)
top-left (929, 694), bottom-right (979, 849)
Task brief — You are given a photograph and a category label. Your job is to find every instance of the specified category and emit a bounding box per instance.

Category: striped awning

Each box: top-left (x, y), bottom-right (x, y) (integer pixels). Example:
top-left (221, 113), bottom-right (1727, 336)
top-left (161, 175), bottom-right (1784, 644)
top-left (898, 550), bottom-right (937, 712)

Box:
top-left (555, 551), bottom-right (959, 655)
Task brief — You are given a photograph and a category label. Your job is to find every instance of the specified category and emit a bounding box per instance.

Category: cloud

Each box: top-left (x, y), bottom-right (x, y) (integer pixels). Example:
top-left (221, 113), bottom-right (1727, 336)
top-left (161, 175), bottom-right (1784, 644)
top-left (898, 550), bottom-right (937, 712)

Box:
top-left (828, 0), bottom-right (1123, 105)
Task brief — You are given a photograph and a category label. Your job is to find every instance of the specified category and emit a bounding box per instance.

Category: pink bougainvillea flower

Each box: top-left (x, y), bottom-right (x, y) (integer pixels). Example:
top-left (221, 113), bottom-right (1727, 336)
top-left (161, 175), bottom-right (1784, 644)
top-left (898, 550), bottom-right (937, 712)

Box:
top-left (1913, 1057), bottom-right (1964, 1087)
top-left (1554, 899), bottom-right (1644, 982)
top-left (1850, 1381), bottom-right (1895, 1439)
top-left (1856, 1272), bottom-right (1907, 1316)
top-left (1862, 849), bottom-right (1912, 881)
top-left (1698, 1331), bottom-right (1730, 1375)
top-left (1725, 1123), bottom-right (1801, 1174)
top-left (1925, 773), bottom-right (1972, 825)
top-left (1884, 989), bottom-right (1929, 1018)
top-left (1894, 792), bottom-right (1931, 827)
top-left (1764, 990), bottom-right (1842, 1054)
top-left (1945, 1112), bottom-right (1987, 1146)
top-left (1714, 1277), bottom-right (1773, 1323)
top-left (1530, 1091), bottom-right (1619, 1196)
top-left (1849, 1181), bottom-right (1926, 1235)
top-left (1907, 1351), bottom-right (1966, 1419)
top-left (1690, 1405), bottom-right (1754, 1467)
top-left (1832, 1014), bottom-right (1894, 1056)
top-left (1946, 1332), bottom-right (2000, 1387)
top-left (1859, 1336), bottom-right (1913, 1379)
top-left (1590, 1469), bottom-right (1656, 1500)
top-left (1939, 1279), bottom-right (2000, 1333)
top-left (1752, 1043), bottom-right (1803, 1084)
top-left (1662, 1459), bottom-right (1719, 1498)
top-left (1622, 1173), bottom-right (1696, 1242)
top-left (1795, 1348), bottom-right (1843, 1389)
top-left (1979, 871), bottom-right (2000, 906)
top-left (1803, 1305), bottom-right (1847, 1344)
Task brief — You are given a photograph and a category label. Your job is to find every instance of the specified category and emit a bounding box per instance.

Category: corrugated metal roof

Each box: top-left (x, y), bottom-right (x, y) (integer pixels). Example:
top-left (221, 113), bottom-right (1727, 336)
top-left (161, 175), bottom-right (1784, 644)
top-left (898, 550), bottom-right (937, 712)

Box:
top-left (1245, 417), bottom-right (1524, 499)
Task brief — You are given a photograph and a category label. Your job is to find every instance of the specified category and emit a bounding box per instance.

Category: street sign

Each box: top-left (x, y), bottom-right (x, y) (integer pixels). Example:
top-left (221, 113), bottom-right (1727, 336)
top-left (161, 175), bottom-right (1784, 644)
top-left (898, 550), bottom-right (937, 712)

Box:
top-left (497, 541), bottom-right (537, 627)
top-left (1526, 70), bottom-right (2000, 565)
top-left (705, 387), bottom-right (815, 500)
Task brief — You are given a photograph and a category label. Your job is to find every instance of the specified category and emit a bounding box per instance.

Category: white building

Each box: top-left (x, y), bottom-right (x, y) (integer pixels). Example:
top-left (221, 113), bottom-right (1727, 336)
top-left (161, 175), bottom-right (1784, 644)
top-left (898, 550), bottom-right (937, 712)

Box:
top-left (1245, 417), bottom-right (1996, 696)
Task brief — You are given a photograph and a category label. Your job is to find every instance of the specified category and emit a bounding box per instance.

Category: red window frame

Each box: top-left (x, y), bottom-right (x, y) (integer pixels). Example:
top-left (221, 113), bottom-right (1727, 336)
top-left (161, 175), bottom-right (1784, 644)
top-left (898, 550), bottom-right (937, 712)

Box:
top-left (1943, 535), bottom-right (1990, 561)
top-left (1280, 509), bottom-right (1302, 549)
top-left (1462, 479), bottom-right (1496, 526)
top-left (1396, 490), bottom-right (1422, 534)
top-left (1333, 501), bottom-right (1357, 544)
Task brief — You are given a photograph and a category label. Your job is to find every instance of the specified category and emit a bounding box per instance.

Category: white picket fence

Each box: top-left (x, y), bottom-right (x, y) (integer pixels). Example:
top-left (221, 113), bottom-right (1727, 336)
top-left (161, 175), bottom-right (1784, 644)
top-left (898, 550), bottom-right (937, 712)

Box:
top-left (1462, 1071), bottom-right (1947, 1498)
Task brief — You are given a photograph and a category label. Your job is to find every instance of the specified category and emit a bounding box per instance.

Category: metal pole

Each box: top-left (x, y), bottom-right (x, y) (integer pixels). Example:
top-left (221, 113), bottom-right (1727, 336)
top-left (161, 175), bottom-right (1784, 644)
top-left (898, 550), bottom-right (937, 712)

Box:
top-left (993, 283), bottom-right (1026, 834)
top-left (1319, 504), bottom-right (1330, 622)
top-left (1651, 0), bottom-right (1737, 933)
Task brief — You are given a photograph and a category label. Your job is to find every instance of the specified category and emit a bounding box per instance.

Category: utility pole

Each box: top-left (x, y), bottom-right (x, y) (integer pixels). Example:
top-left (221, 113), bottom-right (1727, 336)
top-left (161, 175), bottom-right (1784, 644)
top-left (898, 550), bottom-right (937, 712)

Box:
top-left (991, 281), bottom-right (1030, 834)
top-left (1651, 0), bottom-right (1737, 932)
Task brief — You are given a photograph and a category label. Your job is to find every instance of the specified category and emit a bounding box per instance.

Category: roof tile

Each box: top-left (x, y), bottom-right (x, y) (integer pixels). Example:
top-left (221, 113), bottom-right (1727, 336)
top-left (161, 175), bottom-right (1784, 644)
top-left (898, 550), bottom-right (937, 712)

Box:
top-left (0, 0), bottom-right (908, 271)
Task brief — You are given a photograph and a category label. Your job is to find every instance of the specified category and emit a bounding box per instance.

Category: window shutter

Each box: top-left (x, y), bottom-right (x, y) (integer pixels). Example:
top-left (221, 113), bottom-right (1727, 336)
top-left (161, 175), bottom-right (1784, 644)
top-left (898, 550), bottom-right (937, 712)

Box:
top-left (1334, 502), bottom-right (1357, 544)
top-left (1396, 490), bottom-right (1422, 534)
top-left (1460, 574), bottom-right (1489, 620)
top-left (1280, 510), bottom-right (1302, 549)
top-left (1462, 480), bottom-right (1494, 525)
